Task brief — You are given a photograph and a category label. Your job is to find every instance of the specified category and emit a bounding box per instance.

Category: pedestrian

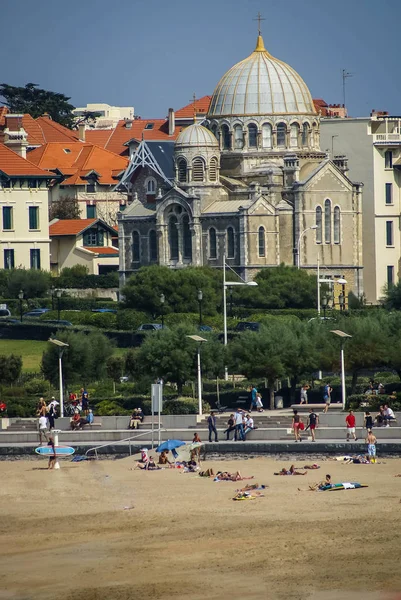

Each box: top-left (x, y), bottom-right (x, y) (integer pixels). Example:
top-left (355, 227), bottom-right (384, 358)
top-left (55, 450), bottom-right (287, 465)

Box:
top-left (364, 411), bottom-right (373, 431)
top-left (224, 414), bottom-right (236, 440)
top-left (323, 383), bottom-right (332, 413)
top-left (255, 392), bottom-right (264, 412)
top-left (47, 397), bottom-right (58, 430)
top-left (292, 409), bottom-right (303, 442)
top-left (81, 388), bottom-right (89, 416)
top-left (47, 436), bottom-right (57, 470)
top-left (306, 408), bottom-right (319, 442)
top-left (300, 384), bottom-right (310, 405)
top-left (366, 429), bottom-right (377, 463)
top-left (346, 409), bottom-right (357, 441)
top-left (38, 414), bottom-right (49, 445)
top-left (249, 384), bottom-right (258, 412)
top-left (234, 408), bottom-right (245, 441)
top-left (207, 411), bottom-right (218, 443)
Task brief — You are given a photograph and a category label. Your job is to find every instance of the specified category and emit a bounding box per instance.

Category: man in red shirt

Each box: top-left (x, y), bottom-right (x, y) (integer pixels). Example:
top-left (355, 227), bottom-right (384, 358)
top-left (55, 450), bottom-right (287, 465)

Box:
top-left (346, 409), bottom-right (357, 441)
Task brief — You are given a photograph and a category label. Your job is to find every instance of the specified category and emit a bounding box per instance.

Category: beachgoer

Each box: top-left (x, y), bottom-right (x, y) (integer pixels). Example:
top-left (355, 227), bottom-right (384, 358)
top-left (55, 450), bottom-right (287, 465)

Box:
top-left (137, 455), bottom-right (160, 470)
top-left (193, 432), bottom-right (202, 443)
top-left (140, 448), bottom-right (149, 463)
top-left (383, 404), bottom-right (396, 427)
top-left (275, 465), bottom-right (306, 476)
top-left (323, 383), bottom-right (332, 413)
top-left (255, 392), bottom-right (264, 412)
top-left (306, 408), bottom-right (318, 442)
top-left (375, 406), bottom-right (385, 427)
top-left (70, 410), bottom-right (81, 430)
top-left (47, 399), bottom-right (57, 430)
top-left (215, 471), bottom-right (254, 482)
top-left (292, 410), bottom-right (303, 442)
top-left (224, 414), bottom-right (236, 441)
top-left (346, 409), bottom-right (357, 441)
top-left (300, 384), bottom-right (310, 405)
top-left (234, 408), bottom-right (245, 441)
top-left (244, 414), bottom-right (255, 435)
top-left (364, 411), bottom-right (373, 431)
top-left (47, 437), bottom-right (56, 470)
top-left (37, 397), bottom-right (47, 417)
top-left (38, 414), bottom-right (48, 444)
top-left (158, 451), bottom-right (172, 465)
top-left (207, 411), bottom-right (218, 443)
top-left (81, 389), bottom-right (89, 416)
top-left (249, 385), bottom-right (258, 412)
top-left (366, 429), bottom-right (377, 463)
top-left (199, 468), bottom-right (215, 477)
top-left (129, 409), bottom-right (140, 430)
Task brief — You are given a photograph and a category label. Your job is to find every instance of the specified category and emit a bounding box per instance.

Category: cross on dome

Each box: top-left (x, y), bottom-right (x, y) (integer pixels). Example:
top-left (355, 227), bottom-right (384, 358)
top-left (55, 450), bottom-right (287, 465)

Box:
top-left (253, 11), bottom-right (265, 36)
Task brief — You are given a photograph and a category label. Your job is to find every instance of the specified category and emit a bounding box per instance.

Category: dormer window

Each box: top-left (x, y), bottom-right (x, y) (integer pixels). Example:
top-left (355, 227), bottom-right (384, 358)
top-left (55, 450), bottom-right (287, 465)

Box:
top-left (145, 123), bottom-right (154, 130)
top-left (83, 227), bottom-right (104, 246)
top-left (63, 148), bottom-right (71, 154)
top-left (86, 181), bottom-right (96, 193)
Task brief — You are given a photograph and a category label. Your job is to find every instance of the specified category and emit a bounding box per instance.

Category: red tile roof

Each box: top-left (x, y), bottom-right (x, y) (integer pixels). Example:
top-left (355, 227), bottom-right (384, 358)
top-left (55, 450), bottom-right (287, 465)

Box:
top-left (49, 218), bottom-right (97, 236)
top-left (0, 143), bottom-right (50, 176)
top-left (175, 95), bottom-right (212, 118)
top-left (0, 106), bottom-right (9, 127)
top-left (28, 142), bottom-right (128, 185)
top-left (83, 246), bottom-right (119, 255)
top-left (84, 129), bottom-right (114, 147)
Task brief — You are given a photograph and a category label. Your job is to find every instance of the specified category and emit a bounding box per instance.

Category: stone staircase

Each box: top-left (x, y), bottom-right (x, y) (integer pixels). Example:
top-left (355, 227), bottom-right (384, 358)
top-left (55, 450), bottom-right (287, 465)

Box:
top-left (7, 419), bottom-right (37, 432)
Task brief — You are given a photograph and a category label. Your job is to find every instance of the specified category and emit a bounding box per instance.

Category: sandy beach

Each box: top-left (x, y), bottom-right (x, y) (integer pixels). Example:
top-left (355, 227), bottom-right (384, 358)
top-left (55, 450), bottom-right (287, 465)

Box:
top-left (1, 454), bottom-right (401, 600)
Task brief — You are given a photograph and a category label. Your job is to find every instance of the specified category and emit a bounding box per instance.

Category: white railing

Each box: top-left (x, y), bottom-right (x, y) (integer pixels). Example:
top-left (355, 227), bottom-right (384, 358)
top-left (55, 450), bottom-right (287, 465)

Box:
top-left (85, 428), bottom-right (166, 459)
top-left (373, 133), bottom-right (401, 143)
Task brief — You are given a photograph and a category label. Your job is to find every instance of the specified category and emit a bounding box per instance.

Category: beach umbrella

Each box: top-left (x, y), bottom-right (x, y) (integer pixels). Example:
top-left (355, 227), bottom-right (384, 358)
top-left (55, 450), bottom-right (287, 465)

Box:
top-left (189, 442), bottom-right (203, 451)
top-left (156, 439), bottom-right (186, 453)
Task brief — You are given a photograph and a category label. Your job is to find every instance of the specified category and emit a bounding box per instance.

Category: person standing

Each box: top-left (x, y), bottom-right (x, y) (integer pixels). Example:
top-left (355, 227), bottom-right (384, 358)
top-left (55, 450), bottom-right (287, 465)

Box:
top-left (234, 408), bottom-right (245, 441)
top-left (207, 411), bottom-right (218, 443)
top-left (366, 429), bottom-right (377, 463)
top-left (364, 411), bottom-right (373, 431)
top-left (345, 409), bottom-right (357, 441)
top-left (224, 414), bottom-right (236, 441)
top-left (47, 436), bottom-right (57, 470)
top-left (81, 389), bottom-right (89, 417)
top-left (323, 383), bottom-right (332, 413)
top-left (306, 408), bottom-right (319, 442)
top-left (38, 414), bottom-right (49, 445)
top-left (292, 410), bottom-right (303, 442)
top-left (249, 385), bottom-right (258, 412)
top-left (300, 384), bottom-right (310, 405)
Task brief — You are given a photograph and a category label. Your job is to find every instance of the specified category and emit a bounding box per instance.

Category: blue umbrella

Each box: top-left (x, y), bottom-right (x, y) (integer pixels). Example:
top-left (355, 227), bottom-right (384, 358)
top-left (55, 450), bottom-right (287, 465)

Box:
top-left (156, 439), bottom-right (185, 453)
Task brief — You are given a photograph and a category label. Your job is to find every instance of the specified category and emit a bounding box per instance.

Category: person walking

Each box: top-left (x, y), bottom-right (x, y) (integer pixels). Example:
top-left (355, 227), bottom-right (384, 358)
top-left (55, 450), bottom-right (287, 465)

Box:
top-left (234, 408), bottom-right (245, 441)
top-left (366, 429), bottom-right (377, 463)
top-left (306, 408), bottom-right (319, 442)
top-left (292, 410), bottom-right (303, 442)
top-left (207, 411), bottom-right (218, 443)
top-left (300, 384), bottom-right (310, 405)
top-left (249, 385), bottom-right (258, 412)
top-left (224, 414), bottom-right (236, 441)
top-left (346, 409), bottom-right (357, 441)
top-left (323, 383), bottom-right (332, 413)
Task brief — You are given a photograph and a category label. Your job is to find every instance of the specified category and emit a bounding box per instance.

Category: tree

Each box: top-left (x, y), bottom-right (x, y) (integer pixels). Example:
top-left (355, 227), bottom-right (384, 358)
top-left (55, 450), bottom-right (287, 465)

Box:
top-left (107, 356), bottom-right (125, 393)
top-left (7, 268), bottom-right (52, 299)
top-left (381, 282), bottom-right (401, 310)
top-left (49, 196), bottom-right (81, 220)
top-left (0, 354), bottom-right (22, 384)
top-left (0, 83), bottom-right (76, 128)
top-left (73, 111), bottom-right (102, 128)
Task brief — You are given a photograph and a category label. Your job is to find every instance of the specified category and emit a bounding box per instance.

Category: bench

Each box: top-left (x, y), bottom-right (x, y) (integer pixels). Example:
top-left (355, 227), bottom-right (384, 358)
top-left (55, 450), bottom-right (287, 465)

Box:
top-left (81, 420), bottom-right (102, 429)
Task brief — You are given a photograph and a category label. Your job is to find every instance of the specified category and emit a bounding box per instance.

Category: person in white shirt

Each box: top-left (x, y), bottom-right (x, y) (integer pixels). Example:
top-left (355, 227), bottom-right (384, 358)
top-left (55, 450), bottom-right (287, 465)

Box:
top-left (38, 415), bottom-right (49, 445)
top-left (384, 404), bottom-right (396, 427)
top-left (244, 415), bottom-right (254, 435)
top-left (234, 408), bottom-right (245, 441)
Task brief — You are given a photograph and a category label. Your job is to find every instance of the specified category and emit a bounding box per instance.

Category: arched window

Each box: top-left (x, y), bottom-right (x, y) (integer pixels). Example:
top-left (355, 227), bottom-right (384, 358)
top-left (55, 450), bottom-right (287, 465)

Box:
top-left (149, 229), bottom-right (157, 261)
top-left (248, 124), bottom-right (257, 148)
top-left (169, 215), bottom-right (179, 260)
top-left (226, 227), bottom-right (235, 258)
top-left (302, 123), bottom-right (309, 146)
top-left (262, 123), bottom-right (272, 148)
top-left (258, 226), bottom-right (265, 257)
top-left (277, 122), bottom-right (287, 147)
top-left (221, 124), bottom-right (230, 150)
top-left (211, 123), bottom-right (218, 139)
top-left (177, 158), bottom-right (187, 183)
top-left (334, 206), bottom-right (341, 244)
top-left (192, 157), bottom-right (205, 182)
top-left (209, 227), bottom-right (217, 259)
top-left (234, 125), bottom-right (244, 149)
top-left (324, 199), bottom-right (331, 244)
top-left (316, 206), bottom-right (322, 243)
top-left (146, 177), bottom-right (156, 194)
top-left (209, 157), bottom-right (218, 182)
top-left (312, 122), bottom-right (318, 148)
top-left (290, 123), bottom-right (299, 148)
top-left (132, 231), bottom-right (140, 262)
top-left (182, 214), bottom-right (192, 260)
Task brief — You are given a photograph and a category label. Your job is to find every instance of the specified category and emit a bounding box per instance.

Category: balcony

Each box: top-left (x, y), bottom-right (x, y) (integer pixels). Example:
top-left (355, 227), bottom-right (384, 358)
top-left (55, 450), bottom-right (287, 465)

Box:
top-left (373, 133), bottom-right (401, 144)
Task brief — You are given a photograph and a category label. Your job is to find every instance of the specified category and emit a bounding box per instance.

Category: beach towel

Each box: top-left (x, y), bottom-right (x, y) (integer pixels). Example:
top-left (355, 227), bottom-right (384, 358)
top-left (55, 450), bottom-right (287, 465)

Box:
top-left (320, 482), bottom-right (368, 491)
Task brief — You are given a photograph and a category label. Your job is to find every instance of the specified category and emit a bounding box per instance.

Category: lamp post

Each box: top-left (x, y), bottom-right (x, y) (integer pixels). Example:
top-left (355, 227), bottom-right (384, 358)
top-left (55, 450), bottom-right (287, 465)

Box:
top-left (330, 330), bottom-right (352, 410)
top-left (223, 254), bottom-right (258, 380)
top-left (296, 225), bottom-right (318, 269)
top-left (186, 334), bottom-right (207, 416)
top-left (337, 277), bottom-right (347, 311)
top-left (18, 290), bottom-right (24, 322)
top-left (229, 286), bottom-right (233, 317)
top-left (197, 289), bottom-right (203, 328)
top-left (51, 286), bottom-right (55, 310)
top-left (48, 338), bottom-right (69, 418)
top-left (160, 293), bottom-right (165, 328)
top-left (56, 289), bottom-right (62, 321)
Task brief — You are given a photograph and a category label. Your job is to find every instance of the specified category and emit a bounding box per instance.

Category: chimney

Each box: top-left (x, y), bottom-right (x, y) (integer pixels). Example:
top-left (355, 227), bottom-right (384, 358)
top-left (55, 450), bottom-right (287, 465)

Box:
top-left (78, 124), bottom-right (86, 142)
top-left (333, 155), bottom-right (349, 175)
top-left (3, 114), bottom-right (28, 159)
top-left (168, 108), bottom-right (175, 136)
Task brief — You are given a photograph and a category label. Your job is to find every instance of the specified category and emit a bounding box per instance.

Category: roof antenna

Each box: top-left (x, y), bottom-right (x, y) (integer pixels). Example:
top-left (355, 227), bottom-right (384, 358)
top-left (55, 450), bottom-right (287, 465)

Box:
top-left (192, 93), bottom-right (197, 125)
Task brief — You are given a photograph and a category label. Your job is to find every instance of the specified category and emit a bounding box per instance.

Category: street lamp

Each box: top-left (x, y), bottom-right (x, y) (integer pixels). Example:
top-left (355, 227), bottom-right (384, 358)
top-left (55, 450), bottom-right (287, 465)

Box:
top-left (330, 330), bottom-right (352, 410)
top-left (296, 225), bottom-right (318, 269)
top-left (223, 254), bottom-right (258, 380)
top-left (18, 290), bottom-right (24, 322)
top-left (51, 286), bottom-right (55, 310)
top-left (56, 289), bottom-right (62, 321)
top-left (337, 277), bottom-right (347, 311)
top-left (197, 289), bottom-right (203, 328)
top-left (48, 338), bottom-right (69, 418)
top-left (321, 294), bottom-right (333, 319)
top-left (186, 334), bottom-right (207, 416)
top-left (229, 286), bottom-right (233, 317)
top-left (160, 293), bottom-right (165, 328)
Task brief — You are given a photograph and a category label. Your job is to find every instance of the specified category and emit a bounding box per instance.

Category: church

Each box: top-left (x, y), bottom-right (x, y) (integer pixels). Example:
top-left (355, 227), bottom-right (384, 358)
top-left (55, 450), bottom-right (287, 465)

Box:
top-left (117, 31), bottom-right (363, 297)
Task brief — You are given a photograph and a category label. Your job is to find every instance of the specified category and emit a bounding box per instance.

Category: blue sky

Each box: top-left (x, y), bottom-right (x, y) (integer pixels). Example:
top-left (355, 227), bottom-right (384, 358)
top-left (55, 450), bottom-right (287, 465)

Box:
top-left (1, 0), bottom-right (400, 118)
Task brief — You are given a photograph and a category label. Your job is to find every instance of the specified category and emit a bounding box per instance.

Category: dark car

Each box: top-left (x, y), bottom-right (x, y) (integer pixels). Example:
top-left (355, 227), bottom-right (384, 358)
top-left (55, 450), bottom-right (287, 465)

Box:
top-left (234, 321), bottom-right (261, 332)
top-left (91, 308), bottom-right (117, 314)
top-left (137, 323), bottom-right (164, 331)
top-left (0, 308), bottom-right (11, 318)
top-left (42, 319), bottom-right (72, 326)
top-left (199, 324), bottom-right (213, 332)
top-left (23, 308), bottom-right (51, 318)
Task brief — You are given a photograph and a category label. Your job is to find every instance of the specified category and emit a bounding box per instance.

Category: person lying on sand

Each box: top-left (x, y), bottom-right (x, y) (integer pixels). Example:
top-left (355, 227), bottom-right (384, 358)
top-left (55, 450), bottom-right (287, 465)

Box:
top-left (303, 464), bottom-right (320, 469)
top-left (233, 490), bottom-right (264, 500)
top-left (215, 471), bottom-right (254, 482)
top-left (274, 465), bottom-right (307, 476)
top-left (235, 483), bottom-right (267, 492)
top-left (199, 468), bottom-right (215, 477)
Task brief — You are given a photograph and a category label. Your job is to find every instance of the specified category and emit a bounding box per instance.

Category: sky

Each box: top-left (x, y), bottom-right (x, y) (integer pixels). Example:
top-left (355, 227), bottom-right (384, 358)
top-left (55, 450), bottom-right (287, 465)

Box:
top-left (1, 0), bottom-right (400, 119)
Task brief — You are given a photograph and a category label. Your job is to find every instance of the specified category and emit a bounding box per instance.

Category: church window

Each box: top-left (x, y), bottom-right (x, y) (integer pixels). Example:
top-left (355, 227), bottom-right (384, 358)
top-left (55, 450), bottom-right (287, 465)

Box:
top-left (169, 216), bottom-right (179, 260)
top-left (290, 123), bottom-right (299, 148)
top-left (248, 124), bottom-right (257, 148)
top-left (209, 227), bottom-right (217, 259)
top-left (302, 123), bottom-right (309, 146)
top-left (258, 226), bottom-right (265, 257)
top-left (324, 199), bottom-right (331, 244)
top-left (132, 231), bottom-right (140, 262)
top-left (277, 123), bottom-right (287, 147)
top-left (262, 123), bottom-right (272, 148)
top-left (234, 125), bottom-right (244, 150)
top-left (316, 206), bottom-right (322, 243)
top-left (192, 157), bottom-right (205, 182)
top-left (226, 227), bottom-right (235, 258)
top-left (209, 157), bottom-right (218, 182)
top-left (221, 125), bottom-right (230, 150)
top-left (177, 158), bottom-right (187, 183)
top-left (334, 207), bottom-right (341, 244)
top-left (146, 177), bottom-right (156, 194)
top-left (149, 229), bottom-right (157, 261)
top-left (182, 214), bottom-right (192, 260)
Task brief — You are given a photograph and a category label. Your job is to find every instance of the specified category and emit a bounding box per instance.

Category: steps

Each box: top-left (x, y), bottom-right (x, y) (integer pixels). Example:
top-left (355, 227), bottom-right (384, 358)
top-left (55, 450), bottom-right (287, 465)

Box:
top-left (7, 419), bottom-right (37, 432)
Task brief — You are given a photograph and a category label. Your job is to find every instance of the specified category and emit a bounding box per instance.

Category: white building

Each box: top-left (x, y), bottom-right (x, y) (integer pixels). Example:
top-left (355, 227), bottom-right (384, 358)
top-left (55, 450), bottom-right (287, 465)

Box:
top-left (72, 103), bottom-right (134, 129)
top-left (321, 113), bottom-right (401, 304)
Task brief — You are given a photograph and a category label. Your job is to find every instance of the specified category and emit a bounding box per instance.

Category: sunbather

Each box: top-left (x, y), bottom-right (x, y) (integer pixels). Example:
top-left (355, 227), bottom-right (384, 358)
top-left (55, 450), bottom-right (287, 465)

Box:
top-left (215, 471), bottom-right (254, 481)
top-left (303, 464), bottom-right (320, 469)
top-left (136, 456), bottom-right (161, 470)
top-left (274, 465), bottom-right (307, 475)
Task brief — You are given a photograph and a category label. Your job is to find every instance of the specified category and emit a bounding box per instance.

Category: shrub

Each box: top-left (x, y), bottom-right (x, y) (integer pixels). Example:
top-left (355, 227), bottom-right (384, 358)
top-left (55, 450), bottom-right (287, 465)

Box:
top-left (95, 400), bottom-right (130, 416)
top-left (24, 378), bottom-right (50, 396)
top-left (162, 397), bottom-right (210, 415)
top-left (116, 310), bottom-right (150, 331)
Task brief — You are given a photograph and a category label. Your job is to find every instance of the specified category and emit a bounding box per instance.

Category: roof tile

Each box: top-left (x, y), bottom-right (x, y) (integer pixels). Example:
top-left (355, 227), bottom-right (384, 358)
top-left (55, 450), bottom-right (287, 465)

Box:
top-left (49, 218), bottom-right (97, 236)
top-left (0, 143), bottom-right (50, 177)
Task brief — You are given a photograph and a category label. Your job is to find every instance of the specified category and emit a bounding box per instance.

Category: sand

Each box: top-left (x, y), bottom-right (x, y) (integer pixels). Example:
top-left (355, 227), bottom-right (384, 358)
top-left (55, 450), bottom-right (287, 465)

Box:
top-left (1, 454), bottom-right (401, 600)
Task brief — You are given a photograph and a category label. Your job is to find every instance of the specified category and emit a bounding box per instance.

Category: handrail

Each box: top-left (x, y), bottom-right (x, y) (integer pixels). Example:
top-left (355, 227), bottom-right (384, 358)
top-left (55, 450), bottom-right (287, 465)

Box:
top-left (85, 428), bottom-right (166, 459)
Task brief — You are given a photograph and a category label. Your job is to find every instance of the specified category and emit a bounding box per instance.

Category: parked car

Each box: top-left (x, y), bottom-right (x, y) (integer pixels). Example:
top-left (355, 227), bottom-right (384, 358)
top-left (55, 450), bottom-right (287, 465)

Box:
top-left (0, 308), bottom-right (12, 318)
top-left (234, 321), bottom-right (260, 332)
top-left (120, 376), bottom-right (129, 383)
top-left (137, 323), bottom-right (164, 331)
top-left (91, 308), bottom-right (117, 314)
top-left (199, 324), bottom-right (213, 332)
top-left (23, 308), bottom-right (51, 318)
top-left (42, 319), bottom-right (72, 326)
